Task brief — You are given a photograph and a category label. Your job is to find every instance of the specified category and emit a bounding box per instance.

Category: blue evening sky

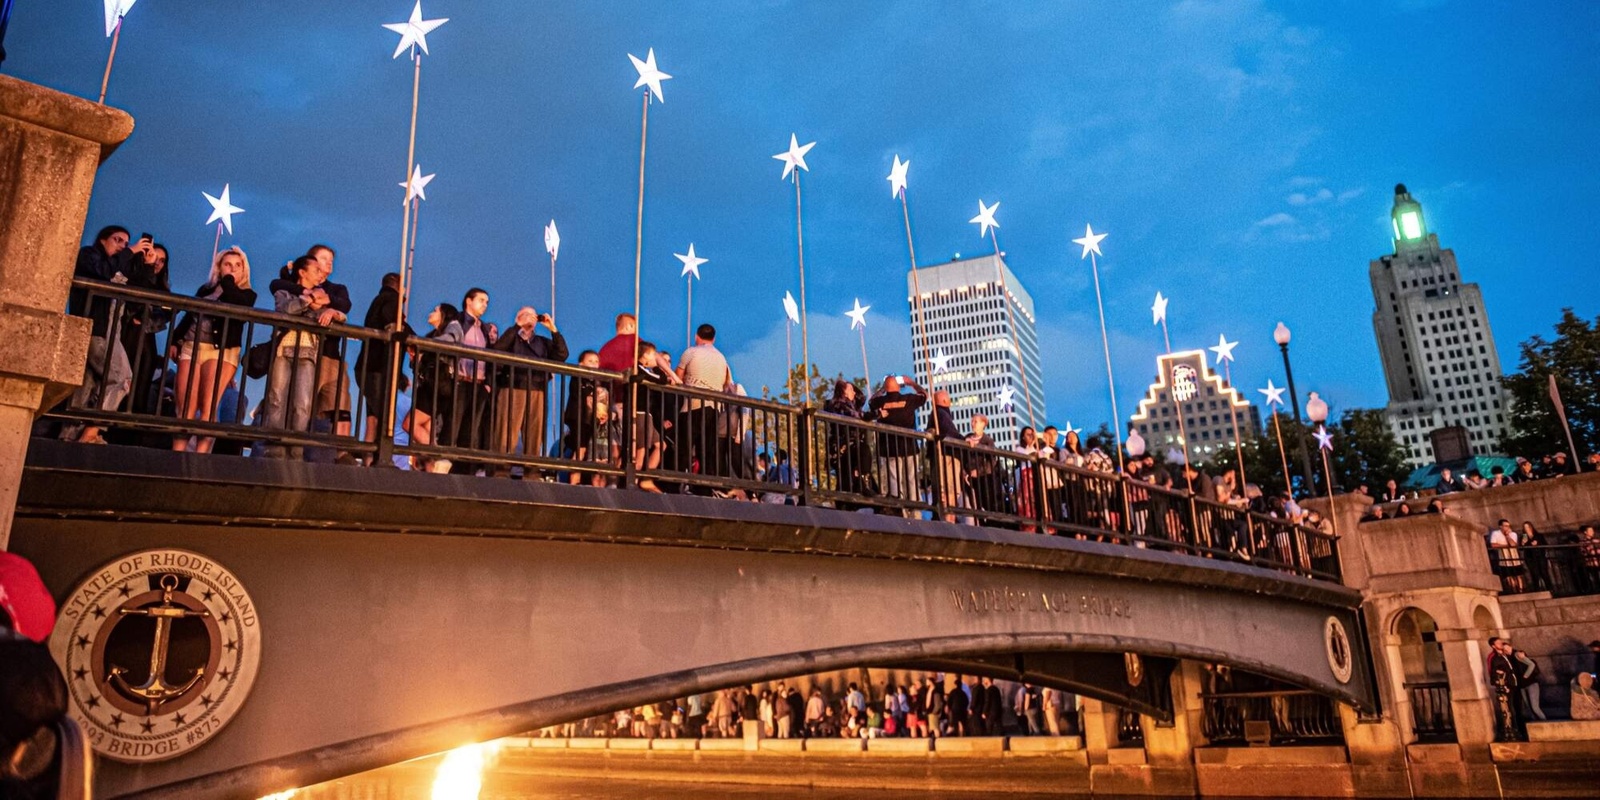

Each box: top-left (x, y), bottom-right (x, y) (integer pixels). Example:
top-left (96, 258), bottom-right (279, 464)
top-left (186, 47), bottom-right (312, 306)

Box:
top-left (9, 1), bottom-right (1598, 430)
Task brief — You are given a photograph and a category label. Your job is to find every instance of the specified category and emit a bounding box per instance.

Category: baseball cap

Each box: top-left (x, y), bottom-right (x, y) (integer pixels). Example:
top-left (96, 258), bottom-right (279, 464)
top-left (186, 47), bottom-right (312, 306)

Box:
top-left (0, 552), bottom-right (56, 644)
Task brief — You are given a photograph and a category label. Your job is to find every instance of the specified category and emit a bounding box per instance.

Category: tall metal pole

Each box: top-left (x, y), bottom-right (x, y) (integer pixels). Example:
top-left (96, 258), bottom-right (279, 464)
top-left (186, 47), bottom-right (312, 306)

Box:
top-left (1089, 253), bottom-right (1125, 474)
top-left (98, 16), bottom-right (123, 105)
top-left (794, 171), bottom-right (811, 407)
top-left (1279, 342), bottom-right (1317, 495)
top-left (988, 229), bottom-right (1035, 431)
top-left (382, 47), bottom-right (425, 463)
top-left (900, 192), bottom-right (933, 387)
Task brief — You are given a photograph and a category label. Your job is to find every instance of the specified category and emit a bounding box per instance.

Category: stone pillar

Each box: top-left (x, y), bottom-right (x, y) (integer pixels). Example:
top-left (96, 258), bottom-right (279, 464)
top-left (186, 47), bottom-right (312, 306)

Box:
top-left (0, 75), bottom-right (133, 549)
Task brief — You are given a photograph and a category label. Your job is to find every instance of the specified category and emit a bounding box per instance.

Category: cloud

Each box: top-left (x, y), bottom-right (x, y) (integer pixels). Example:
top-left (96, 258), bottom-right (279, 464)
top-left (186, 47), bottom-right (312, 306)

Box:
top-left (1255, 212), bottom-right (1297, 227)
top-left (1288, 188), bottom-right (1334, 206)
top-left (727, 312), bottom-right (913, 399)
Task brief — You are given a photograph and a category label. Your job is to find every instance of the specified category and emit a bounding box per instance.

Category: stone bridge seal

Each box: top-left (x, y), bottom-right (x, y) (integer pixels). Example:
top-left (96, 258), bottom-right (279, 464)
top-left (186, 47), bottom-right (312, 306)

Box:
top-left (1324, 615), bottom-right (1353, 685)
top-left (47, 549), bottom-right (261, 763)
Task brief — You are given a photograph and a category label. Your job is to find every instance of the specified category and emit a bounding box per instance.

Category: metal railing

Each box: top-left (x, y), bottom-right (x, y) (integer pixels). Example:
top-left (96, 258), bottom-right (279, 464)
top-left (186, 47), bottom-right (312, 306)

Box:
top-left (1115, 708), bottom-right (1145, 747)
top-left (1199, 689), bottom-right (1344, 746)
top-left (1404, 681), bottom-right (1455, 743)
top-left (1488, 543), bottom-right (1600, 598)
top-left (48, 279), bottom-right (1343, 583)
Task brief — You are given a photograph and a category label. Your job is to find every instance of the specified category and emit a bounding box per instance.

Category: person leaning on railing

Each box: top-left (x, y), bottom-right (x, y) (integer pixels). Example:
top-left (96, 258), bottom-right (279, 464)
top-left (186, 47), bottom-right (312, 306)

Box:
top-left (823, 380), bottom-right (875, 508)
top-left (403, 303), bottom-right (459, 473)
top-left (119, 239), bottom-right (172, 417)
top-left (260, 255), bottom-right (339, 459)
top-left (867, 375), bottom-right (927, 518)
top-left (928, 390), bottom-right (967, 521)
top-left (355, 272), bottom-right (413, 452)
top-left (61, 225), bottom-right (145, 445)
top-left (169, 246), bottom-right (257, 454)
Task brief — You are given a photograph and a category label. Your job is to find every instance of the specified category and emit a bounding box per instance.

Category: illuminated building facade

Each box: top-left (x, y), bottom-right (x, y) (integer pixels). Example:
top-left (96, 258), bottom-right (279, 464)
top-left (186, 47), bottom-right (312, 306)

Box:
top-left (906, 255), bottom-right (1043, 448)
top-left (1128, 350), bottom-right (1261, 465)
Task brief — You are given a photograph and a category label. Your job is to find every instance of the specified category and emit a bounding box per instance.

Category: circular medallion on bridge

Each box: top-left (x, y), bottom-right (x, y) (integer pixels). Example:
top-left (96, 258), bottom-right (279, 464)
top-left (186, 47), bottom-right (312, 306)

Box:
top-left (1324, 616), bottom-right (1354, 684)
top-left (47, 549), bottom-right (261, 763)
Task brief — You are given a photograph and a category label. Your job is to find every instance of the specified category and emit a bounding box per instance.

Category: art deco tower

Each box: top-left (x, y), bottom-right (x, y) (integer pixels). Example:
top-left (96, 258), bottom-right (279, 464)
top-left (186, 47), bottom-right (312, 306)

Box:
top-left (1369, 184), bottom-right (1507, 465)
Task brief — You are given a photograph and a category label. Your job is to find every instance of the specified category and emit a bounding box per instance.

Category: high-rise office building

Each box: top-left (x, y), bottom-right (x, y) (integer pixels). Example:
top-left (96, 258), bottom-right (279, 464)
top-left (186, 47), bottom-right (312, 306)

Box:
top-left (906, 255), bottom-right (1043, 448)
top-left (1128, 350), bottom-right (1261, 465)
top-left (1369, 184), bottom-right (1508, 466)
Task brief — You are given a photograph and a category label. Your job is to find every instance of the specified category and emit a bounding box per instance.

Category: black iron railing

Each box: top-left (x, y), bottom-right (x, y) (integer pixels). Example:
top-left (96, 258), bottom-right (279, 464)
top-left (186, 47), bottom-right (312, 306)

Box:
top-left (1200, 689), bottom-right (1344, 746)
top-left (48, 279), bottom-right (1343, 582)
top-left (1404, 681), bottom-right (1455, 743)
top-left (1487, 543), bottom-right (1600, 597)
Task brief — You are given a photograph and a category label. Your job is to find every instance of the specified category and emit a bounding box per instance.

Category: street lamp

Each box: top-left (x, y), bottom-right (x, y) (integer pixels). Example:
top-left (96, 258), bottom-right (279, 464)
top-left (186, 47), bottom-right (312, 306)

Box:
top-left (1305, 391), bottom-right (1339, 539)
top-left (1126, 428), bottom-right (1146, 458)
top-left (1274, 322), bottom-right (1317, 495)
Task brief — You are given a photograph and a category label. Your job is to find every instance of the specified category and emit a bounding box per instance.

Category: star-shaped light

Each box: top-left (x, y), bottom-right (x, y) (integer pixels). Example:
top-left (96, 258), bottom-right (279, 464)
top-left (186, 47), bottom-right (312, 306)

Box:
top-left (104, 0), bottom-right (137, 37)
top-left (383, 1), bottom-right (448, 59)
top-left (970, 199), bottom-right (1001, 239)
top-left (675, 243), bottom-right (708, 280)
top-left (887, 155), bottom-right (910, 199)
top-left (544, 220), bottom-right (560, 260)
top-left (845, 298), bottom-right (870, 330)
top-left (203, 184), bottom-right (244, 235)
top-left (996, 385), bottom-right (1017, 411)
top-left (1258, 380), bottom-right (1286, 408)
top-left (628, 48), bottom-right (672, 102)
top-left (1210, 333), bottom-right (1239, 364)
top-left (1072, 224), bottom-right (1107, 260)
top-left (1151, 292), bottom-right (1169, 325)
top-left (399, 165), bottom-right (435, 205)
top-left (773, 134), bottom-right (816, 181)
top-left (782, 291), bottom-right (800, 325)
top-left (1313, 425), bottom-right (1334, 451)
top-left (1064, 421), bottom-right (1083, 439)
top-left (929, 348), bottom-right (951, 375)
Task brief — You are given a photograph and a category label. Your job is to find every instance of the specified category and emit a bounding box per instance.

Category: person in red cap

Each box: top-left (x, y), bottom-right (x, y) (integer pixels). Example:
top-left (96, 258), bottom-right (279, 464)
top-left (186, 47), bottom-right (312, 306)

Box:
top-left (1, 551), bottom-right (67, 797)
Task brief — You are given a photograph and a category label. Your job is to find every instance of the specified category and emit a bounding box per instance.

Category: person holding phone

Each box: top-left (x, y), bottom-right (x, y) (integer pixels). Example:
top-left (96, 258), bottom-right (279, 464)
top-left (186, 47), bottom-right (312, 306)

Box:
top-left (489, 305), bottom-right (568, 474)
top-left (869, 374), bottom-right (927, 516)
top-left (62, 225), bottom-right (149, 443)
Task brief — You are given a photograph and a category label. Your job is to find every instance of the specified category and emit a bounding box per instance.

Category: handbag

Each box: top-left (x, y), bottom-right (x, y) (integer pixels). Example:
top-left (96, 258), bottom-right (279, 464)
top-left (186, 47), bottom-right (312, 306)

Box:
top-left (245, 341), bottom-right (273, 380)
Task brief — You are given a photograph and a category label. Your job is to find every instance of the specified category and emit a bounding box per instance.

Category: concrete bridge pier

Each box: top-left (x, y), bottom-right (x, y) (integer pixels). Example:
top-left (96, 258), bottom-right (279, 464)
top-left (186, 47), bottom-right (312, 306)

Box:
top-left (0, 74), bottom-right (133, 549)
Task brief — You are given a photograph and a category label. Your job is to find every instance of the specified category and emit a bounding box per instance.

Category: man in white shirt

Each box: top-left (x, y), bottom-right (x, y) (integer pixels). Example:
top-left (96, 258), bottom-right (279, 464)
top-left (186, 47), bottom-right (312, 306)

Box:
top-left (677, 323), bottom-right (734, 485)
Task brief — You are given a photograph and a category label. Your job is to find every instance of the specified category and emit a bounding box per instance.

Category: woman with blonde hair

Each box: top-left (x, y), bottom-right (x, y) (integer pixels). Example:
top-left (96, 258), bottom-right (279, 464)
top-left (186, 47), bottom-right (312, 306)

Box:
top-left (169, 246), bottom-right (256, 452)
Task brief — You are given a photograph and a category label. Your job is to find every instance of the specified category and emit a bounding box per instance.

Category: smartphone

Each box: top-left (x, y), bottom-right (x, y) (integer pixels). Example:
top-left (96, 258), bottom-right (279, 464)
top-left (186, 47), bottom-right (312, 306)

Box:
top-left (138, 232), bottom-right (152, 242)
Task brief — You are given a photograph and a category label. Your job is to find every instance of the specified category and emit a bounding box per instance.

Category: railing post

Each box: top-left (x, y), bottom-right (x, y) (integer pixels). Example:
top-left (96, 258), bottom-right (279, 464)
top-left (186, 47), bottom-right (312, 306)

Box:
top-left (929, 438), bottom-right (947, 520)
top-left (373, 332), bottom-right (401, 469)
top-left (622, 376), bottom-right (638, 489)
top-left (797, 406), bottom-right (813, 508)
top-left (1032, 453), bottom-right (1049, 532)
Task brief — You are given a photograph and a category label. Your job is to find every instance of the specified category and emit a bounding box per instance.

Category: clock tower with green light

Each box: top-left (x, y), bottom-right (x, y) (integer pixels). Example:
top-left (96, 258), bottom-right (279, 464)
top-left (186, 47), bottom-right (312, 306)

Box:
top-left (1369, 184), bottom-right (1507, 466)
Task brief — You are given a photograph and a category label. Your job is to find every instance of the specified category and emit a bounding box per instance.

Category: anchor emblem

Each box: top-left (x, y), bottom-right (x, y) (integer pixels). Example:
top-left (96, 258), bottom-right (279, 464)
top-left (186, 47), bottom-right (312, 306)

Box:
top-left (108, 574), bottom-right (211, 714)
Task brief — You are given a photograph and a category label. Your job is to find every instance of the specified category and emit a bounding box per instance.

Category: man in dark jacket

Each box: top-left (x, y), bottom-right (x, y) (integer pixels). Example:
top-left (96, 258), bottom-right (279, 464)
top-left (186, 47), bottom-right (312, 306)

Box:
top-left (267, 246), bottom-right (353, 435)
top-left (945, 675), bottom-right (970, 736)
top-left (63, 225), bottom-right (147, 443)
top-left (489, 305), bottom-right (568, 471)
top-left (356, 273), bottom-right (413, 451)
top-left (982, 676), bottom-right (1006, 736)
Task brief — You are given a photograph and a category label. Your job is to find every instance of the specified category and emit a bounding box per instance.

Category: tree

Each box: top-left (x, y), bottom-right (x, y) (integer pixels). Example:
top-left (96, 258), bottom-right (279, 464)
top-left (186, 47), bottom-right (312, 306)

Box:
top-left (1209, 427), bottom-right (1293, 497)
top-left (1501, 308), bottom-right (1599, 463)
top-left (1328, 408), bottom-right (1410, 494)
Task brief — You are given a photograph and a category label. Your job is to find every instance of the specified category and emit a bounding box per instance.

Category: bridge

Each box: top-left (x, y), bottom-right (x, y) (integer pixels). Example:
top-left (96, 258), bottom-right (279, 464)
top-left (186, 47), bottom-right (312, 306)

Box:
top-left (12, 435), bottom-right (1373, 799)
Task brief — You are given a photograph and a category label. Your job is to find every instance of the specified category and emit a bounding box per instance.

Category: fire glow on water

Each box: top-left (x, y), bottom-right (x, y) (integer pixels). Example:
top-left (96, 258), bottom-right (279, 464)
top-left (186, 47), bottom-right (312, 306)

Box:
top-left (431, 741), bottom-right (506, 800)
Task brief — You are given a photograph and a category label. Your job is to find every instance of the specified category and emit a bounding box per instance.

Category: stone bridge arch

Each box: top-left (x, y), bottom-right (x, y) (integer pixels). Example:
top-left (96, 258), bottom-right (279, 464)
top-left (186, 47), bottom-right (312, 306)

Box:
top-left (11, 443), bottom-right (1376, 799)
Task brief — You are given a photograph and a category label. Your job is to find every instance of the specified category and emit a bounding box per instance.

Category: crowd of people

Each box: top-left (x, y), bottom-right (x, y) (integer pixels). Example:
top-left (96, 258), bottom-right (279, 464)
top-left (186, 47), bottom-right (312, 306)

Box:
top-left (1486, 636), bottom-right (1600, 742)
top-left (59, 225), bottom-right (1344, 549)
top-left (1485, 520), bottom-right (1600, 595)
top-left (541, 676), bottom-right (1080, 741)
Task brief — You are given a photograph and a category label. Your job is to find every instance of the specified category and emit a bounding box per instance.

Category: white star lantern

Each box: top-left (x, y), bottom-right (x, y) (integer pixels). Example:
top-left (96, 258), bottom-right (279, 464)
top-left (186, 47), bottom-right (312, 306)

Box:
top-left (1151, 292), bottom-right (1169, 325)
top-left (628, 48), bottom-right (672, 102)
top-left (544, 220), bottom-right (560, 260)
top-left (845, 298), bottom-right (870, 330)
top-left (1072, 224), bottom-right (1107, 259)
top-left (1258, 380), bottom-right (1287, 408)
top-left (383, 1), bottom-right (448, 59)
top-left (104, 0), bottom-right (137, 37)
top-left (399, 165), bottom-right (435, 205)
top-left (1210, 334), bottom-right (1239, 364)
top-left (203, 184), bottom-right (244, 235)
top-left (675, 243), bottom-right (708, 280)
top-left (929, 348), bottom-right (951, 375)
top-left (773, 134), bottom-right (815, 181)
top-left (1314, 425), bottom-right (1334, 451)
top-left (782, 292), bottom-right (800, 325)
top-left (996, 385), bottom-right (1017, 411)
top-left (1064, 421), bottom-right (1084, 439)
top-left (887, 155), bottom-right (910, 199)
top-left (970, 199), bottom-right (1000, 239)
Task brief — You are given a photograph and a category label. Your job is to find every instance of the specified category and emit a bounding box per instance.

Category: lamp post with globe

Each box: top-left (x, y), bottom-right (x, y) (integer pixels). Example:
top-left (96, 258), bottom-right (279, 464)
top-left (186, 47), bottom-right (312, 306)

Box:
top-left (1275, 322), bottom-right (1318, 495)
top-left (1306, 391), bottom-right (1339, 539)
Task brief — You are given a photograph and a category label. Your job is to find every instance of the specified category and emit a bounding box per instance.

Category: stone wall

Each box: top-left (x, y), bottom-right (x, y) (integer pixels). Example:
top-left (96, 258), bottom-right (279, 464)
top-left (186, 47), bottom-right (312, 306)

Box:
top-left (1431, 472), bottom-right (1600, 535)
top-left (1499, 592), bottom-right (1600, 717)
